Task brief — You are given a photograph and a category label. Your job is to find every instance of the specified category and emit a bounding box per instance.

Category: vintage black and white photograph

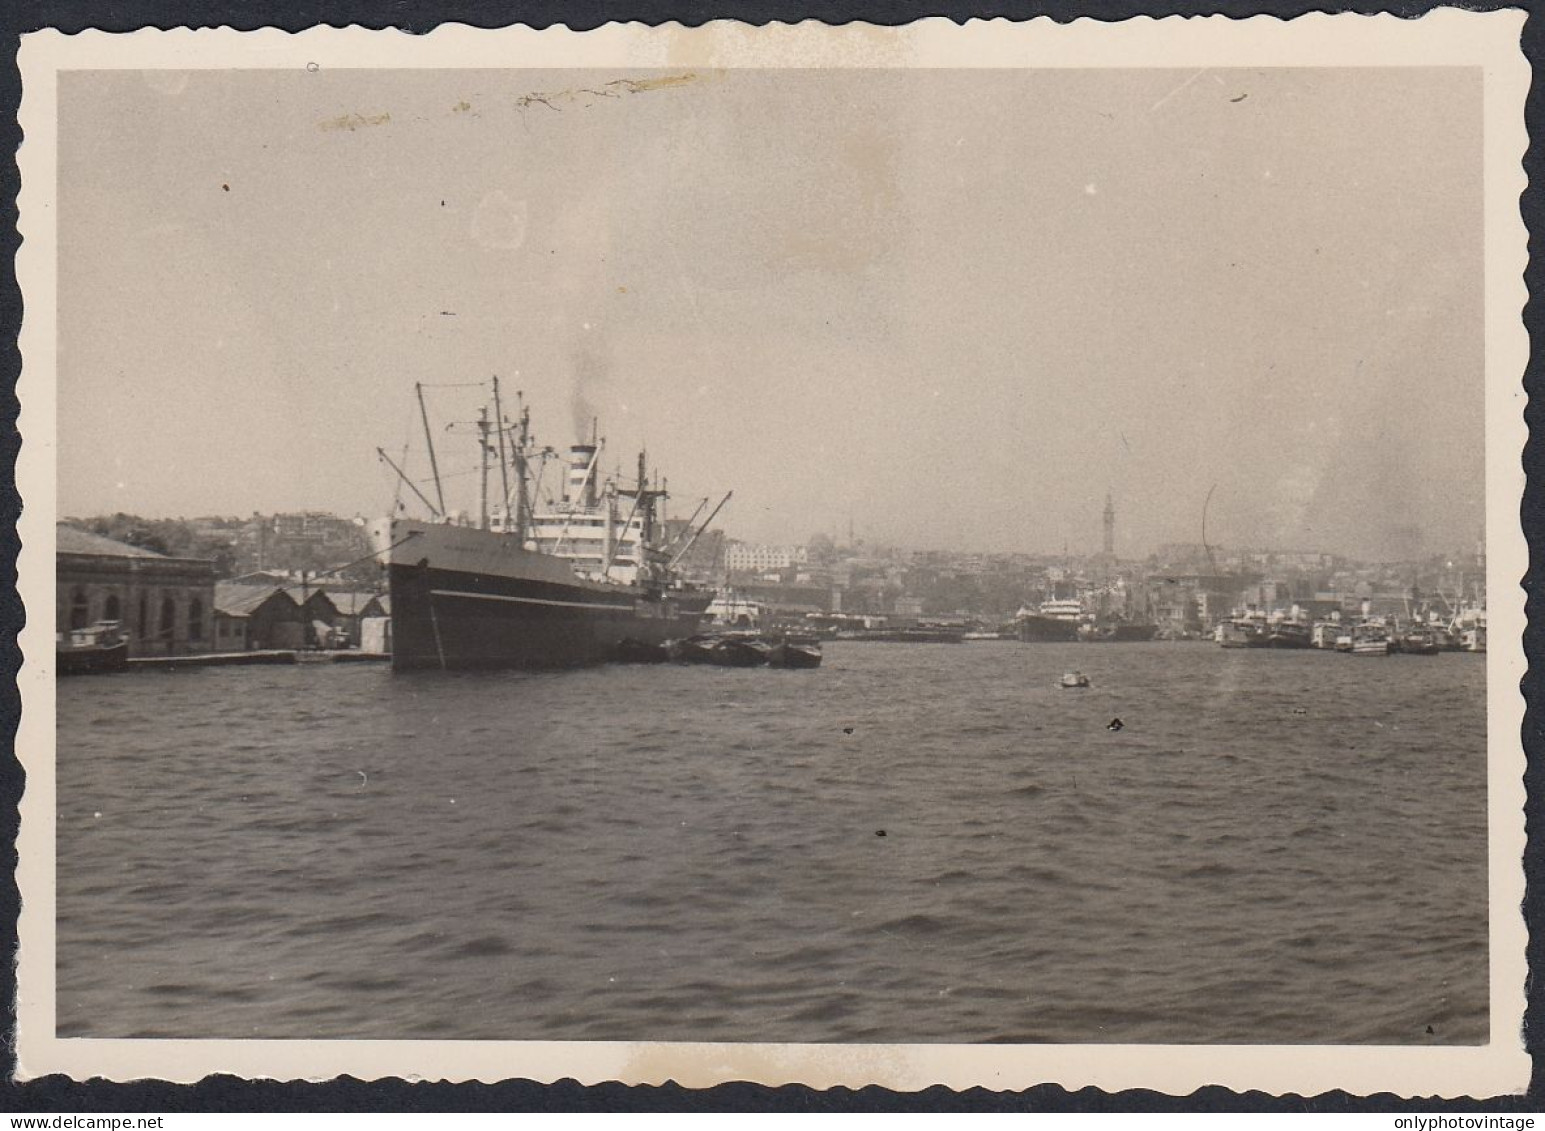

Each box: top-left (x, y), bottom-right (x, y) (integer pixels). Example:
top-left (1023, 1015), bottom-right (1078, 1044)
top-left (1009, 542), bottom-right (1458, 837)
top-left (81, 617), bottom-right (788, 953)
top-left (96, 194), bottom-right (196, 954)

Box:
top-left (14, 15), bottom-right (1530, 1095)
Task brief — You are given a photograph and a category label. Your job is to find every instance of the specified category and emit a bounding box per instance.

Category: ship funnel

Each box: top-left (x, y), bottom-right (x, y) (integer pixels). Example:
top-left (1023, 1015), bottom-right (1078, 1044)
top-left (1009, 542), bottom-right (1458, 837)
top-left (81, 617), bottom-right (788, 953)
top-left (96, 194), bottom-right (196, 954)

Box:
top-left (565, 444), bottom-right (599, 508)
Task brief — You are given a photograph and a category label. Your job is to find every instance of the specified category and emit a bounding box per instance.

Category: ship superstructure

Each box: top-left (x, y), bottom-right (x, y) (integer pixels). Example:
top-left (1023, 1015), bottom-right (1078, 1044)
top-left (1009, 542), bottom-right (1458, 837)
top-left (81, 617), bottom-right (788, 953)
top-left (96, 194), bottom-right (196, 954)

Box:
top-left (372, 382), bottom-right (720, 670)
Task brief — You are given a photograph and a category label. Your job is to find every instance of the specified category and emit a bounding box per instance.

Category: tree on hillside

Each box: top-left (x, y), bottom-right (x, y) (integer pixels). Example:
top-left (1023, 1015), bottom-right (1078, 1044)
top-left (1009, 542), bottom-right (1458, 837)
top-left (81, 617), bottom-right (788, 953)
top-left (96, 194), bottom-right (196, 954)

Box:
top-left (83, 513), bottom-right (171, 556)
top-left (79, 514), bottom-right (239, 577)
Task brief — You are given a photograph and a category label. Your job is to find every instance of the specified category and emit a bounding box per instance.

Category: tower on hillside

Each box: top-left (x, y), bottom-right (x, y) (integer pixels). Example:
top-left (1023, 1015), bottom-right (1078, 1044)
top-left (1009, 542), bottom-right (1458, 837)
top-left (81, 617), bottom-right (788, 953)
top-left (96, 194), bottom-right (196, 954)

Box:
top-left (1103, 493), bottom-right (1116, 558)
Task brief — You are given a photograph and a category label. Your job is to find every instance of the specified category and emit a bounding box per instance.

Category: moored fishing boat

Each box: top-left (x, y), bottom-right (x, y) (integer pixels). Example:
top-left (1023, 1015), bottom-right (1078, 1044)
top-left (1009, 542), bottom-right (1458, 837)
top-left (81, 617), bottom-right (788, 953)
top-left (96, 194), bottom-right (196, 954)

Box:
top-left (373, 382), bottom-right (718, 670)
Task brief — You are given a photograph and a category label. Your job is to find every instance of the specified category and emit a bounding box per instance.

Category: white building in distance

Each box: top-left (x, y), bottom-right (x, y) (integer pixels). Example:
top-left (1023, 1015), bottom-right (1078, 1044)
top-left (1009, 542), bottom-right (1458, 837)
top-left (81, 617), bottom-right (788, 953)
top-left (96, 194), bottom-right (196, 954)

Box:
top-left (724, 542), bottom-right (810, 573)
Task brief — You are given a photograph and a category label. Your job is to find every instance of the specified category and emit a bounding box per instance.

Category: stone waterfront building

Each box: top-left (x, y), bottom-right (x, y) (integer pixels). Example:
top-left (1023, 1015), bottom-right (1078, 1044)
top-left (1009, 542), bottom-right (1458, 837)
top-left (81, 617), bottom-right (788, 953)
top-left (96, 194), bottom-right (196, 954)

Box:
top-left (56, 525), bottom-right (218, 657)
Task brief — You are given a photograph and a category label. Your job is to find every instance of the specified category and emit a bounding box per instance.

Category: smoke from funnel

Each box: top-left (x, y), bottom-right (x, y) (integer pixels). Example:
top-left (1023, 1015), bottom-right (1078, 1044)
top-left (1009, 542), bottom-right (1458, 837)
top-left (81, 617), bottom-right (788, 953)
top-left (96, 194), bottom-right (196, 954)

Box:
top-left (570, 343), bottom-right (609, 442)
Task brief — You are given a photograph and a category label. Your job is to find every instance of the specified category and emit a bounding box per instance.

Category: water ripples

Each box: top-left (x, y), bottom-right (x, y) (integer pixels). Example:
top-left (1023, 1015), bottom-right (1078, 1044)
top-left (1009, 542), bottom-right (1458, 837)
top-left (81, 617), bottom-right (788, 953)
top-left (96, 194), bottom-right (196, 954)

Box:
top-left (55, 642), bottom-right (1488, 1044)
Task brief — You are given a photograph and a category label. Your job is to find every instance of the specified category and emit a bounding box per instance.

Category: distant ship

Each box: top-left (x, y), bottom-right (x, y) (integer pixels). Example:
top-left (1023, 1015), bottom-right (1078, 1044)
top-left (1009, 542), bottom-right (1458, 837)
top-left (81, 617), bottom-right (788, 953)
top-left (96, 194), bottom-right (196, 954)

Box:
top-left (1214, 617), bottom-right (1309, 649)
top-left (1260, 620), bottom-right (1312, 649)
top-left (1352, 624), bottom-right (1391, 656)
top-left (1078, 619), bottom-right (1161, 643)
top-left (833, 626), bottom-right (965, 643)
top-left (1216, 619), bottom-right (1261, 648)
top-left (1015, 599), bottom-right (1082, 643)
top-left (1310, 622), bottom-right (1342, 650)
top-left (372, 384), bottom-right (716, 670)
top-left (1390, 626), bottom-right (1442, 655)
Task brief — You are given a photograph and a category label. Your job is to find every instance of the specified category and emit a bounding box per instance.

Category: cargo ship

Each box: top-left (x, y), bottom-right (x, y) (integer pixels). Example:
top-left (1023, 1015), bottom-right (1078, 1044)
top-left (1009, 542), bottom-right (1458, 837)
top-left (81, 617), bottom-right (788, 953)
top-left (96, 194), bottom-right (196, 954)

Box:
top-left (372, 384), bottom-right (716, 670)
top-left (1015, 599), bottom-right (1083, 643)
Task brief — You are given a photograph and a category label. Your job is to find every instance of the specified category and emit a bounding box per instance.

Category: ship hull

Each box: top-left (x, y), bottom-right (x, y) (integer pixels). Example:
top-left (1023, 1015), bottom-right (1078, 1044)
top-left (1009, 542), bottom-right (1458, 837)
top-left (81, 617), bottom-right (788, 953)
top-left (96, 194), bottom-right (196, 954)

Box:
top-left (833, 629), bottom-right (965, 643)
top-left (57, 639), bottom-right (129, 676)
top-left (1081, 623), bottom-right (1161, 643)
top-left (1261, 626), bottom-right (1312, 649)
top-left (1017, 616), bottom-right (1081, 643)
top-left (1217, 623), bottom-right (1260, 648)
top-left (377, 519), bottom-right (708, 671)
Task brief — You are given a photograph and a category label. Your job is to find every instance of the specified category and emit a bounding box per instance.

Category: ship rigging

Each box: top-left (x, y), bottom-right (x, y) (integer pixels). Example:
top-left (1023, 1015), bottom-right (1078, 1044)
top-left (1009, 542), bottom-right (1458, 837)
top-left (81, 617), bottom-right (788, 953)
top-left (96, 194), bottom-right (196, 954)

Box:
top-left (370, 380), bottom-right (723, 670)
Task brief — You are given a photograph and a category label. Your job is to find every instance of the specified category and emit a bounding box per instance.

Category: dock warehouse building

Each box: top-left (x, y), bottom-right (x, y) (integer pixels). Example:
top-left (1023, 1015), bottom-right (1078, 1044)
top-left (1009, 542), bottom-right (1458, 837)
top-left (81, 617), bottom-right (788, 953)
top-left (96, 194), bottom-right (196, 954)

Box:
top-left (56, 524), bottom-right (218, 657)
top-left (323, 591), bottom-right (387, 648)
top-left (213, 583), bottom-right (341, 651)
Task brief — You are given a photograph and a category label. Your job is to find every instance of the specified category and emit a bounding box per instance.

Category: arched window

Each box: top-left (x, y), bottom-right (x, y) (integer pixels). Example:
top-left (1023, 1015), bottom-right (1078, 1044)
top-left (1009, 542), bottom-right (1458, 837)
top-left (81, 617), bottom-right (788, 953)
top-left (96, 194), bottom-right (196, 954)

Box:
top-left (188, 597), bottom-right (204, 642)
top-left (160, 596), bottom-right (176, 640)
top-left (69, 588), bottom-right (90, 631)
top-left (103, 594), bottom-right (121, 623)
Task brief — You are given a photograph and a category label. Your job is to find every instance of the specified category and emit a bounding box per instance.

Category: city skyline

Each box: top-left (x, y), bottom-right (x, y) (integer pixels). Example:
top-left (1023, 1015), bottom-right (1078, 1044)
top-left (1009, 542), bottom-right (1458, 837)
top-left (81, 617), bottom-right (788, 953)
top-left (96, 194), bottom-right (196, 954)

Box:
top-left (57, 66), bottom-right (1483, 562)
top-left (57, 500), bottom-right (1482, 568)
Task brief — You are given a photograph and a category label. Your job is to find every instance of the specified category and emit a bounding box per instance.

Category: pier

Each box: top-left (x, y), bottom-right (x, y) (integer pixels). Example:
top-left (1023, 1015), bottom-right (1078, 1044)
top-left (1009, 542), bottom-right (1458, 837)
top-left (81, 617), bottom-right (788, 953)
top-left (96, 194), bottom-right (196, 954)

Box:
top-left (127, 650), bottom-right (390, 671)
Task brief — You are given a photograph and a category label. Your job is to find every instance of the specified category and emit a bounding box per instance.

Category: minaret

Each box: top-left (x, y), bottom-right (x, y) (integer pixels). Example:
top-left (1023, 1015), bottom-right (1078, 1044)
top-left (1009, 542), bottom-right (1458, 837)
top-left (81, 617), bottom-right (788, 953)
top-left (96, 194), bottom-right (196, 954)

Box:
top-left (1103, 493), bottom-right (1115, 558)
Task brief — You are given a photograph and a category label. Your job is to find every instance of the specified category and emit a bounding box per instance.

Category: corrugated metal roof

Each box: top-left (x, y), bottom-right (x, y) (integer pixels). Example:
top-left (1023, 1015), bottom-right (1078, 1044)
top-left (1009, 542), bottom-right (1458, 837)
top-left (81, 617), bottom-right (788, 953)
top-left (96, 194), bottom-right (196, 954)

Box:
top-left (213, 582), bottom-right (298, 617)
top-left (325, 591), bottom-right (385, 616)
top-left (295, 590), bottom-right (340, 616)
top-left (227, 570), bottom-right (293, 586)
top-left (56, 524), bottom-right (167, 559)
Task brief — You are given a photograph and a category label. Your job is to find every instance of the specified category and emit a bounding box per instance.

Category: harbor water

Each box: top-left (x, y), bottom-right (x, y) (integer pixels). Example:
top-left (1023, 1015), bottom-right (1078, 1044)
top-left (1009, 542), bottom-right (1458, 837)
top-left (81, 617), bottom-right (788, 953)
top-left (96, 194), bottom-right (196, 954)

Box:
top-left (55, 641), bottom-right (1489, 1044)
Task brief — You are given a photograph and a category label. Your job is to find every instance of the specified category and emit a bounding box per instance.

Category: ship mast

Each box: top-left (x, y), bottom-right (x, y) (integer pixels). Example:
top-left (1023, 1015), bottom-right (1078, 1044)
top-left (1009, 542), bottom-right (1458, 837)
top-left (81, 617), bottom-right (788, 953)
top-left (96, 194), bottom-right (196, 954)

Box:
top-left (416, 382), bottom-right (447, 519)
top-left (511, 394), bottom-right (533, 544)
top-left (376, 446), bottom-right (440, 518)
top-left (637, 450), bottom-right (653, 548)
top-left (492, 376), bottom-right (510, 526)
top-left (477, 405), bottom-right (491, 531)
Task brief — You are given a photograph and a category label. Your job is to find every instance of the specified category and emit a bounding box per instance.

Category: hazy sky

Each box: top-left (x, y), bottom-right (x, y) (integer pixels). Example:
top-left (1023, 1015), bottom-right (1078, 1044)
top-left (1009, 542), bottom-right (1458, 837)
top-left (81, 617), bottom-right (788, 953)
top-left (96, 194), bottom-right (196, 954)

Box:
top-left (57, 65), bottom-right (1483, 559)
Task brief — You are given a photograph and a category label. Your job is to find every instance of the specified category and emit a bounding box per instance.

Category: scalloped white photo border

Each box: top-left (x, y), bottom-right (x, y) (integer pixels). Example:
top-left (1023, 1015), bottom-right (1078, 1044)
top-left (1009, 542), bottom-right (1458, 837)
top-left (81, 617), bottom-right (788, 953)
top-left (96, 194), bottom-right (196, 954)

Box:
top-left (12, 12), bottom-right (1531, 1097)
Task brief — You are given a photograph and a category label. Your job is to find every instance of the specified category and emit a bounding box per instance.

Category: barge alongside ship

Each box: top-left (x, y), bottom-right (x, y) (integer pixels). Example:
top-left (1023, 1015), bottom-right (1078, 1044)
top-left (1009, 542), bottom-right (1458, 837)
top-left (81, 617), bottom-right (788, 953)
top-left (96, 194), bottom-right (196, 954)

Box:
top-left (57, 621), bottom-right (129, 676)
top-left (373, 383), bottom-right (716, 671)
